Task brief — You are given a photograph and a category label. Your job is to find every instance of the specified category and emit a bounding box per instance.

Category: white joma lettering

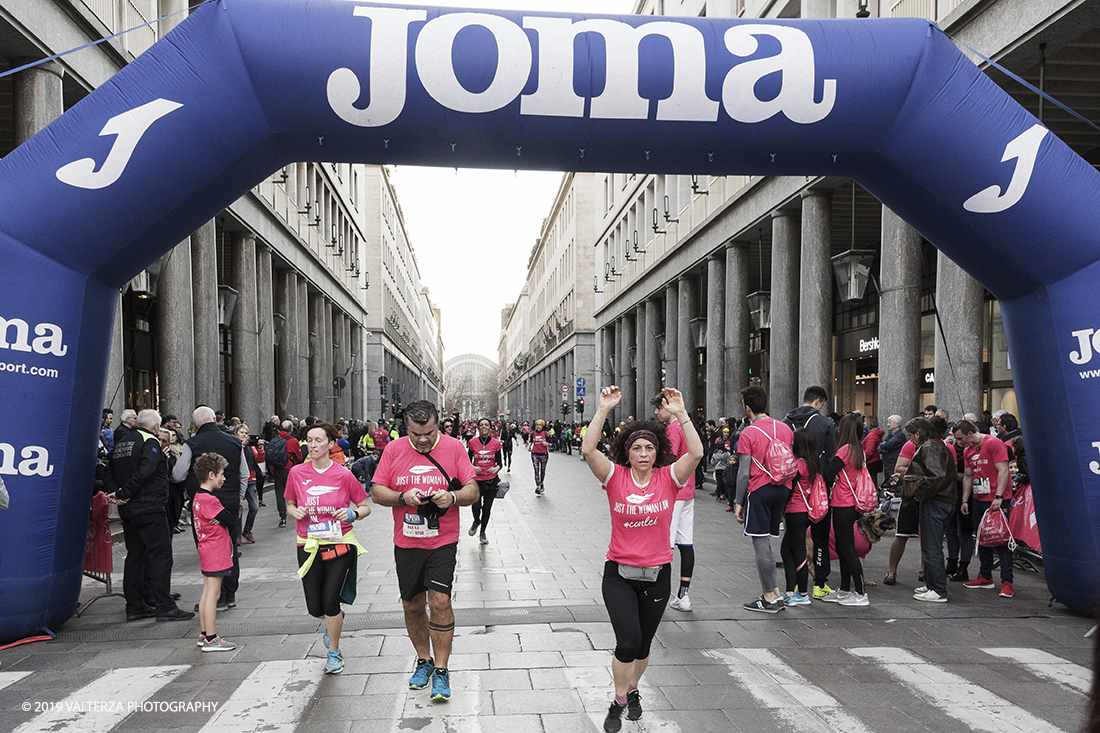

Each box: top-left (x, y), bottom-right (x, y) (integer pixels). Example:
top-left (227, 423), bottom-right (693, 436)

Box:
top-left (0, 442), bottom-right (54, 476)
top-left (329, 11), bottom-right (834, 127)
top-left (1070, 328), bottom-right (1100, 366)
top-left (0, 316), bottom-right (67, 356)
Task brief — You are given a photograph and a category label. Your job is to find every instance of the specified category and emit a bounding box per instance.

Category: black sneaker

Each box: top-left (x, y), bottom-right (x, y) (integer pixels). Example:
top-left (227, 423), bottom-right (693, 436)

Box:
top-left (604, 701), bottom-right (624, 733)
top-left (126, 606), bottom-right (156, 622)
top-left (626, 690), bottom-right (642, 720)
top-left (743, 596), bottom-right (783, 614)
top-left (279, 518), bottom-right (287, 528)
top-left (157, 607), bottom-right (196, 622)
top-left (535, 485), bottom-right (544, 496)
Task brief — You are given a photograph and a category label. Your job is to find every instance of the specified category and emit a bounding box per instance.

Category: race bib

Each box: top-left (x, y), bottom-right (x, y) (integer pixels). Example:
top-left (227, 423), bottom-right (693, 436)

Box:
top-left (973, 477), bottom-right (992, 496)
top-left (402, 512), bottom-right (439, 539)
top-left (306, 519), bottom-right (343, 542)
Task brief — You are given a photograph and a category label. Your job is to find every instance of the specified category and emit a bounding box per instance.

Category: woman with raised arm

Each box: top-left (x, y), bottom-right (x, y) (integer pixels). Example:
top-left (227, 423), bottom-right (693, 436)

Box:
top-left (582, 385), bottom-right (703, 733)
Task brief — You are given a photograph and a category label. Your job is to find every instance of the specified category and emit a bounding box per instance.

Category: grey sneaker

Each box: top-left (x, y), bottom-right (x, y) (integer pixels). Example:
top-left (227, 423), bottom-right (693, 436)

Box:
top-left (201, 637), bottom-right (237, 652)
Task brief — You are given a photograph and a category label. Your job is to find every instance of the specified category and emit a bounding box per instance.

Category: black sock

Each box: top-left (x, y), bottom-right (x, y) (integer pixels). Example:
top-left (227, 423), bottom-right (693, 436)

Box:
top-left (678, 581), bottom-right (691, 598)
top-left (204, 633), bottom-right (217, 642)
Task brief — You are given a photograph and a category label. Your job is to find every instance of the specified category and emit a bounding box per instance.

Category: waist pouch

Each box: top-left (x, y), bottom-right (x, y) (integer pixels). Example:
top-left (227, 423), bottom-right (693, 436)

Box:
top-left (320, 543), bottom-right (350, 561)
top-left (617, 563), bottom-right (660, 582)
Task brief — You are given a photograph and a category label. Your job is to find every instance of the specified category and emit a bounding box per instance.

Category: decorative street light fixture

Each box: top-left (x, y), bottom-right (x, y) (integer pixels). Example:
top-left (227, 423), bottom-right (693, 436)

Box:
top-left (746, 291), bottom-right (771, 330)
top-left (217, 285), bottom-right (239, 328)
top-left (654, 333), bottom-right (666, 361)
top-left (272, 312), bottom-right (286, 347)
top-left (689, 316), bottom-right (708, 350)
top-left (628, 346), bottom-right (637, 369)
top-left (831, 249), bottom-right (877, 303)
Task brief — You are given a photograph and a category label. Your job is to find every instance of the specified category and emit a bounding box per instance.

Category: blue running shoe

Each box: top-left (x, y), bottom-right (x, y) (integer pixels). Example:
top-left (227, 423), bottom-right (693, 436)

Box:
top-left (321, 610), bottom-right (344, 650)
top-left (785, 592), bottom-right (811, 606)
top-left (430, 668), bottom-right (451, 701)
top-left (323, 649), bottom-right (343, 674)
top-left (409, 657), bottom-right (434, 689)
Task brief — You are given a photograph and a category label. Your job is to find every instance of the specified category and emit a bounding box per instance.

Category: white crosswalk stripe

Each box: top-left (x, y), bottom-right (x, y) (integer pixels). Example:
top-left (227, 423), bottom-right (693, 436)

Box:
top-left (981, 648), bottom-right (1092, 695)
top-left (849, 647), bottom-right (1065, 733)
top-left (0, 671), bottom-right (32, 691)
top-left (12, 665), bottom-right (188, 733)
top-left (197, 660), bottom-right (321, 733)
top-left (705, 648), bottom-right (875, 733)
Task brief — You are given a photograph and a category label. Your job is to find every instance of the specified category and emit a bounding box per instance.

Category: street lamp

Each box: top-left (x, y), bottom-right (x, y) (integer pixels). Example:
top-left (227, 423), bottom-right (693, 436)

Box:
top-left (654, 333), bottom-right (666, 361)
top-left (273, 312), bottom-right (286, 346)
top-left (628, 346), bottom-right (637, 369)
top-left (746, 291), bottom-right (771, 330)
top-left (689, 316), bottom-right (708, 350)
top-left (217, 285), bottom-right (239, 328)
top-left (831, 249), bottom-right (877, 303)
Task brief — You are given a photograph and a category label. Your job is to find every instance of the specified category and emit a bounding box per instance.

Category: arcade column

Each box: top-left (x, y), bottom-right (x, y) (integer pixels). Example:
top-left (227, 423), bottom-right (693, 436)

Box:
top-left (192, 221), bottom-right (220, 408)
top-left (231, 232), bottom-right (260, 431)
top-left (620, 313), bottom-right (635, 420)
top-left (799, 190), bottom-right (833, 394)
top-left (274, 269), bottom-right (298, 418)
top-left (770, 210), bottom-right (801, 417)
top-left (878, 205), bottom-right (923, 423)
top-left (309, 292), bottom-right (326, 418)
top-left (296, 276), bottom-right (310, 417)
top-left (934, 252), bottom-right (984, 419)
top-left (644, 297), bottom-right (662, 402)
top-left (725, 243), bottom-right (749, 416)
top-left (256, 245), bottom-right (275, 423)
top-left (664, 281), bottom-right (679, 388)
top-left (706, 254), bottom-right (726, 422)
top-left (677, 275), bottom-right (697, 415)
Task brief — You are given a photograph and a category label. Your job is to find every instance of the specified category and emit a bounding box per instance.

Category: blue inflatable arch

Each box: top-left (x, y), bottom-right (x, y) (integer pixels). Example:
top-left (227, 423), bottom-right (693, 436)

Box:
top-left (1, 0), bottom-right (1099, 638)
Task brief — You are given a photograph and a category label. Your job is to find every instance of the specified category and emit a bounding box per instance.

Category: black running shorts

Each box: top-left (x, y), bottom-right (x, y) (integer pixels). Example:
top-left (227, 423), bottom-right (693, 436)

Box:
top-left (395, 543), bottom-right (458, 600)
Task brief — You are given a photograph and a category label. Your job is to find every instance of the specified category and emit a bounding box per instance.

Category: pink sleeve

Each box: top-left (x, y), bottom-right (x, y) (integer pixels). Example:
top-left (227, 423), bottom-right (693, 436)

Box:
top-left (373, 451), bottom-right (394, 488)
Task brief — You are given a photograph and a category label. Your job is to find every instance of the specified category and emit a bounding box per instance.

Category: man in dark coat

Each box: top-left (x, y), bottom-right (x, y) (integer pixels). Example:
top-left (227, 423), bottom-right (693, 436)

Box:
top-left (104, 409), bottom-right (194, 622)
top-left (172, 405), bottom-right (249, 609)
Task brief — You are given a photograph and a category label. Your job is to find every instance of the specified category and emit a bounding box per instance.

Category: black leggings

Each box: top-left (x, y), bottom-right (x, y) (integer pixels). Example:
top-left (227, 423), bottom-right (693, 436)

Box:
top-left (298, 545), bottom-right (355, 618)
top-left (781, 511), bottom-right (811, 594)
top-left (472, 481), bottom-right (498, 532)
top-left (601, 561), bottom-right (671, 663)
top-left (832, 505), bottom-right (865, 594)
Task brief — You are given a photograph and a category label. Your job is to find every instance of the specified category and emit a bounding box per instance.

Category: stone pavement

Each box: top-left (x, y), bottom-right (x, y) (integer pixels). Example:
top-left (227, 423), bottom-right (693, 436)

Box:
top-left (0, 445), bottom-right (1093, 732)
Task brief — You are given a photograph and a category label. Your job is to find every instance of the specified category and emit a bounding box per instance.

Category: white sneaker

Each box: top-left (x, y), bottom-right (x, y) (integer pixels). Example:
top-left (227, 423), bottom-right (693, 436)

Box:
top-left (914, 585), bottom-right (928, 594)
top-left (669, 594), bottom-right (692, 612)
top-left (913, 589), bottom-right (947, 603)
top-left (838, 592), bottom-right (870, 607)
top-left (820, 591), bottom-right (847, 604)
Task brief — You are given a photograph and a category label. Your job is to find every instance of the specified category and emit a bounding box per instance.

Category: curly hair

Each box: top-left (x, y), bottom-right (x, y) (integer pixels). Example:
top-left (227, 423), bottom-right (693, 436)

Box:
top-left (609, 419), bottom-right (676, 468)
top-left (194, 452), bottom-right (228, 485)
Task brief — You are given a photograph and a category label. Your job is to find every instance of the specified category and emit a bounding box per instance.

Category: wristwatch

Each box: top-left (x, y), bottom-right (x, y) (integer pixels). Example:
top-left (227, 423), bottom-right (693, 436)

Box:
top-left (449, 491), bottom-right (458, 506)
top-left (397, 490), bottom-right (406, 506)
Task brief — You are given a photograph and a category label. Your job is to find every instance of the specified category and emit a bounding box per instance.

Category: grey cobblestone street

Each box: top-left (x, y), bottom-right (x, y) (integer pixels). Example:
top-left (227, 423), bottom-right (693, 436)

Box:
top-left (1, 446), bottom-right (1092, 732)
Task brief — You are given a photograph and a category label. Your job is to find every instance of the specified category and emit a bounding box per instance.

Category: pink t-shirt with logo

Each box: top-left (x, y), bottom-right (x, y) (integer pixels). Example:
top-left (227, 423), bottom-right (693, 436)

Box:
top-left (665, 419), bottom-right (696, 501)
top-left (284, 461), bottom-right (367, 544)
top-left (468, 436), bottom-right (502, 481)
top-left (373, 435), bottom-right (476, 549)
top-left (193, 491), bottom-right (233, 573)
top-left (737, 417), bottom-right (795, 493)
top-left (530, 431), bottom-right (549, 454)
top-left (787, 458), bottom-right (811, 513)
top-left (966, 435), bottom-right (1011, 501)
top-left (602, 463), bottom-right (683, 567)
top-left (831, 444), bottom-right (864, 508)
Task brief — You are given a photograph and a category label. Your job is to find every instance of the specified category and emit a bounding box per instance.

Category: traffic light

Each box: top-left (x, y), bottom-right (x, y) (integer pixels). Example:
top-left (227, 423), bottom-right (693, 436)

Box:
top-left (576, 398), bottom-right (584, 413)
top-left (561, 401), bottom-right (569, 416)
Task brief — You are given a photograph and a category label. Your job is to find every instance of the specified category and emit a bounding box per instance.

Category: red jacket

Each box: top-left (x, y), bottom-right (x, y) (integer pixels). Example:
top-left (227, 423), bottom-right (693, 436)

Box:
top-left (278, 430), bottom-right (303, 469)
top-left (862, 429), bottom-right (884, 463)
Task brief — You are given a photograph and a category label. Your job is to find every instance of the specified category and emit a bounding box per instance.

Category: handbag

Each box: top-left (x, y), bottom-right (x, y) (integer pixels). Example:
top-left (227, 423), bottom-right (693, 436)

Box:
top-left (495, 479), bottom-right (510, 499)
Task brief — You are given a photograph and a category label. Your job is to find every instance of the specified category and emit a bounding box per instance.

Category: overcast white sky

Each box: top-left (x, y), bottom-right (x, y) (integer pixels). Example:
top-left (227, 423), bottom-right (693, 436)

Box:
top-left (385, 0), bottom-right (636, 365)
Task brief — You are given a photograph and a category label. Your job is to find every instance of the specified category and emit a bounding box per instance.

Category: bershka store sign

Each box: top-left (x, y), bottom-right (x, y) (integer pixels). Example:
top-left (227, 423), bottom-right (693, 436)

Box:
top-left (835, 327), bottom-right (879, 361)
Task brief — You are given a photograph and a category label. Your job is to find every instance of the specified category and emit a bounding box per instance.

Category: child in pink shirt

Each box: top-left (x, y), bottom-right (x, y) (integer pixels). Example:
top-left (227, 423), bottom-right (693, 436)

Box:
top-left (192, 452), bottom-right (236, 652)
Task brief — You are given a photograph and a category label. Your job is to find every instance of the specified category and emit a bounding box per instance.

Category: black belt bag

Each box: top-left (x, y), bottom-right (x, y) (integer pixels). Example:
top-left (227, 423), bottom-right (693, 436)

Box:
top-left (617, 563), bottom-right (660, 582)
